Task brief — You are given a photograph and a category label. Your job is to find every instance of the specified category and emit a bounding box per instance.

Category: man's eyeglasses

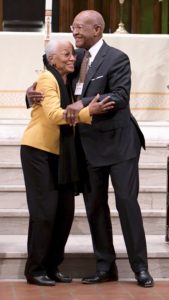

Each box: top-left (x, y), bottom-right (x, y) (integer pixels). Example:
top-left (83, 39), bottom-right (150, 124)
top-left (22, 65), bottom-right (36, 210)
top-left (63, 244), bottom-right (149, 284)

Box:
top-left (70, 24), bottom-right (101, 32)
top-left (70, 24), bottom-right (88, 32)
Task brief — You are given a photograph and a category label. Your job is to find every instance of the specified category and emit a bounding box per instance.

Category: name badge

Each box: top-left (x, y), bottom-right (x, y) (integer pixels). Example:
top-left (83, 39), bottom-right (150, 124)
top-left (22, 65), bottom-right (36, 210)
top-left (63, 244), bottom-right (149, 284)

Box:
top-left (75, 82), bottom-right (83, 95)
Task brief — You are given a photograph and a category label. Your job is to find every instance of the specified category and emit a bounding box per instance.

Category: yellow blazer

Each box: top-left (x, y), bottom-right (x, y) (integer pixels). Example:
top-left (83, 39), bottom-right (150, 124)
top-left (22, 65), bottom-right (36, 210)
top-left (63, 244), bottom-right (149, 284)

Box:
top-left (21, 70), bottom-right (91, 155)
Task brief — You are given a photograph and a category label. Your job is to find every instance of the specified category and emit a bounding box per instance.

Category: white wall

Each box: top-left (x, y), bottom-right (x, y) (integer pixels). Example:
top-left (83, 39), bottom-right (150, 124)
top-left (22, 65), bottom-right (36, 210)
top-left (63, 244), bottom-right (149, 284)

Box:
top-left (0, 32), bottom-right (169, 123)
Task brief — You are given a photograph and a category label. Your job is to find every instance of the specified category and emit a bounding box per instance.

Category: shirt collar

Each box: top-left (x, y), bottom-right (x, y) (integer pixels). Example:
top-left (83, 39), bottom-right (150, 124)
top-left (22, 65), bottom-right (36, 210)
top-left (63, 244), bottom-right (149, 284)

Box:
top-left (88, 39), bottom-right (103, 64)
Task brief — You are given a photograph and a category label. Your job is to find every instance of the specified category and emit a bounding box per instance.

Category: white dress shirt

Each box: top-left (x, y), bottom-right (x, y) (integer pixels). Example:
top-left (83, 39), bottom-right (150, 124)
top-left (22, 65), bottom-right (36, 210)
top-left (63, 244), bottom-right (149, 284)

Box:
top-left (88, 39), bottom-right (103, 67)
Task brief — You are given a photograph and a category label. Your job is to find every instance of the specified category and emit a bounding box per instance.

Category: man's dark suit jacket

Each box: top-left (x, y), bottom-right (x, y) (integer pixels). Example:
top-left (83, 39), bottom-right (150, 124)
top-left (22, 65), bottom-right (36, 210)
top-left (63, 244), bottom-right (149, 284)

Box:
top-left (71, 41), bottom-right (145, 167)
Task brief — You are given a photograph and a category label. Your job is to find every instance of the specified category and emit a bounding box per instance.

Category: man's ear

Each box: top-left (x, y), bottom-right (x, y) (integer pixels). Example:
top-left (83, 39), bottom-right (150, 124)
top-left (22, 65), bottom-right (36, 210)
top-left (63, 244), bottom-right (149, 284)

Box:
top-left (94, 25), bottom-right (102, 37)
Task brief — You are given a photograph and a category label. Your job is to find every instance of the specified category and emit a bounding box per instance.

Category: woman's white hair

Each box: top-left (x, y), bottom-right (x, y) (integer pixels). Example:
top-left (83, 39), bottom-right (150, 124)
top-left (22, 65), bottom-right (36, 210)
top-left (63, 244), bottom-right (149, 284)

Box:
top-left (45, 39), bottom-right (59, 59)
top-left (45, 38), bottom-right (72, 59)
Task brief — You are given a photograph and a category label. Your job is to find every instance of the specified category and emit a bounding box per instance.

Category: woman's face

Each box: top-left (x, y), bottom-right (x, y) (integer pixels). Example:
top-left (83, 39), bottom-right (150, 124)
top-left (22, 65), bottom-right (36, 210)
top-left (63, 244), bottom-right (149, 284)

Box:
top-left (50, 42), bottom-right (76, 76)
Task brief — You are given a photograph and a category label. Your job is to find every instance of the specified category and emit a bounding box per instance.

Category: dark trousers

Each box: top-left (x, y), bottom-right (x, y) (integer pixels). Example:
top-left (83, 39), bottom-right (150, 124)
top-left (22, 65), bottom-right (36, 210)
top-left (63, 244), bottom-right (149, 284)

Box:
top-left (83, 156), bottom-right (148, 273)
top-left (20, 145), bottom-right (74, 276)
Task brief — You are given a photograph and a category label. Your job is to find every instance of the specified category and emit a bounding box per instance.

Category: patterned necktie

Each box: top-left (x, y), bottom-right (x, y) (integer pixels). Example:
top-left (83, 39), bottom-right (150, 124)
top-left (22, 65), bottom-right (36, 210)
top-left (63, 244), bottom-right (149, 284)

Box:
top-left (79, 50), bottom-right (91, 83)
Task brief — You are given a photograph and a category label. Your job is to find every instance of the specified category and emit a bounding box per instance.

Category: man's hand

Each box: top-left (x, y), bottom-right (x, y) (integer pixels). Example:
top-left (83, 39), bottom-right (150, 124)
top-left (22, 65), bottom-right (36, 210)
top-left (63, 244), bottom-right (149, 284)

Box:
top-left (63, 100), bottom-right (84, 125)
top-left (26, 82), bottom-right (44, 106)
top-left (63, 94), bottom-right (115, 125)
top-left (89, 94), bottom-right (115, 115)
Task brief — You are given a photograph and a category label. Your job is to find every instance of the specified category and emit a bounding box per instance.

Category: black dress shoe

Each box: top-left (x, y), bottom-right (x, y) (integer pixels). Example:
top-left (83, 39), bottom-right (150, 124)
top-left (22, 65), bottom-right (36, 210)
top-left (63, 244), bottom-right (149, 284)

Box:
top-left (48, 270), bottom-right (72, 283)
top-left (135, 270), bottom-right (154, 288)
top-left (82, 266), bottom-right (118, 284)
top-left (26, 275), bottom-right (55, 286)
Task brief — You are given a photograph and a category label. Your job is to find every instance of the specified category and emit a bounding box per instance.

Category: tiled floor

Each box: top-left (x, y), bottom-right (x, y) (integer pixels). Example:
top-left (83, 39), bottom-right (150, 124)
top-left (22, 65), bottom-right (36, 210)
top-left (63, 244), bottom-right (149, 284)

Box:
top-left (0, 280), bottom-right (169, 300)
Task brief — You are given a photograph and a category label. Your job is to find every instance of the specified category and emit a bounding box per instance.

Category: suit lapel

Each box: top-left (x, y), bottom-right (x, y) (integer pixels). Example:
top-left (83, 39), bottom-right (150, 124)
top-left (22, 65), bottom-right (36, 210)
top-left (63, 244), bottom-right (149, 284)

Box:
top-left (82, 42), bottom-right (109, 96)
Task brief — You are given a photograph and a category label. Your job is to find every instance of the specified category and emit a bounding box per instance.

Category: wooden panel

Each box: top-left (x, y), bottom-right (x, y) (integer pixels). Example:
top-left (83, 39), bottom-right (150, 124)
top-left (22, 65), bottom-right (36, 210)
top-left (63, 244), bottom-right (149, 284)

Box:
top-left (87, 0), bottom-right (102, 12)
top-left (109, 0), bottom-right (119, 32)
top-left (72, 0), bottom-right (88, 17)
top-left (131, 0), bottom-right (140, 33)
top-left (51, 0), bottom-right (59, 32)
top-left (72, 0), bottom-right (102, 20)
top-left (162, 0), bottom-right (169, 33)
top-left (153, 0), bottom-right (161, 33)
top-left (123, 0), bottom-right (131, 33)
top-left (1, 0), bottom-right (168, 34)
top-left (55, 0), bottom-right (168, 34)
top-left (59, 0), bottom-right (103, 31)
top-left (59, 0), bottom-right (74, 32)
top-left (0, 0), bottom-right (3, 30)
top-left (102, 0), bottom-right (111, 33)
top-left (87, 0), bottom-right (95, 9)
top-left (140, 0), bottom-right (153, 33)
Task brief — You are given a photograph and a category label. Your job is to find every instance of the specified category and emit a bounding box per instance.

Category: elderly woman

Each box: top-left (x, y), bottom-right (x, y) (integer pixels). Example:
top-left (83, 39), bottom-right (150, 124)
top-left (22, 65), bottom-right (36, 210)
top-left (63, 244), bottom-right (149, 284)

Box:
top-left (20, 39), bottom-right (93, 286)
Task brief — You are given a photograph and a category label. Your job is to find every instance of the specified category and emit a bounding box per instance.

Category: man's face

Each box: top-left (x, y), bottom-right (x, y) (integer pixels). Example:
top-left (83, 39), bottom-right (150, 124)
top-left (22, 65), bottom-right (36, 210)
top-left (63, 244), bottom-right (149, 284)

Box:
top-left (71, 15), bottom-right (98, 50)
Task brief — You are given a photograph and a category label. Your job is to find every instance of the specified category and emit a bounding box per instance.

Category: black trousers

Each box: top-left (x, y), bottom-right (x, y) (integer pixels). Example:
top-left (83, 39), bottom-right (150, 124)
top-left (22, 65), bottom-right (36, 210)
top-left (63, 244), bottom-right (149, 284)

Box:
top-left (83, 155), bottom-right (148, 273)
top-left (21, 145), bottom-right (74, 276)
